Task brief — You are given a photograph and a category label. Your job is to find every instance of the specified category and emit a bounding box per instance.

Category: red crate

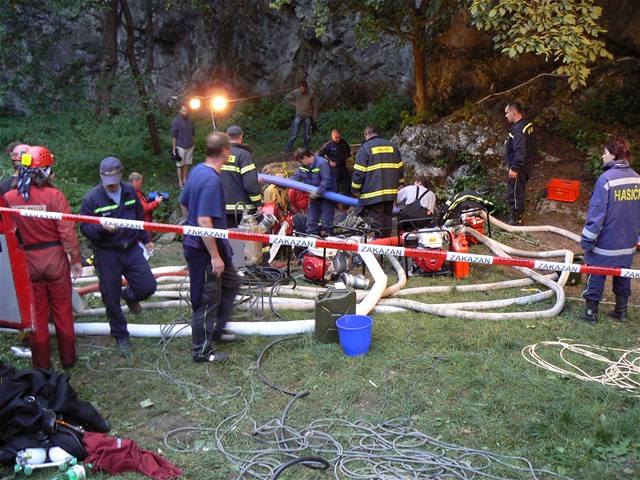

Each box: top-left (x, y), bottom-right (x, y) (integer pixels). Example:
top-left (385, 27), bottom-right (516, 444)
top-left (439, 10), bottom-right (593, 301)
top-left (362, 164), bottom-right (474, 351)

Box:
top-left (547, 178), bottom-right (580, 203)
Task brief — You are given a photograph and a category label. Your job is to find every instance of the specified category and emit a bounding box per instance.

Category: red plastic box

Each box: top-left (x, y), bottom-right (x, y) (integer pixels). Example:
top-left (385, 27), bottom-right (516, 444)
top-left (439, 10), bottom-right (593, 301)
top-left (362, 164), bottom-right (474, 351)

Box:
top-left (547, 178), bottom-right (580, 203)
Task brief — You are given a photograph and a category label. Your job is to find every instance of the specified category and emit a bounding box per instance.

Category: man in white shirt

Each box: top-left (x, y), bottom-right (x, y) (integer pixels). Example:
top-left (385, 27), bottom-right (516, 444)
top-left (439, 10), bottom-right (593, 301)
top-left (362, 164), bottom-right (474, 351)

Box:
top-left (397, 176), bottom-right (436, 217)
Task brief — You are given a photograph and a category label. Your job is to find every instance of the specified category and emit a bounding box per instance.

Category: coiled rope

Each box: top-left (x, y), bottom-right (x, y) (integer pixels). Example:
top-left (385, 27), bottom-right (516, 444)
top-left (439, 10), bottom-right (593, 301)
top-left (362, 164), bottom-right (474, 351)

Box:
top-left (522, 339), bottom-right (640, 396)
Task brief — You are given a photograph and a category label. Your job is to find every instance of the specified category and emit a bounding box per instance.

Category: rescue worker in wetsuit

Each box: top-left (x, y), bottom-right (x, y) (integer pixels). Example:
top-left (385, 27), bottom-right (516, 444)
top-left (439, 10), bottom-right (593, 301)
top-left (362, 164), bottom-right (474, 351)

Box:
top-left (292, 148), bottom-right (337, 235)
top-left (80, 157), bottom-right (157, 356)
top-left (221, 125), bottom-right (262, 227)
top-left (581, 136), bottom-right (640, 324)
top-left (504, 101), bottom-right (536, 225)
top-left (351, 126), bottom-right (403, 237)
top-left (5, 146), bottom-right (82, 369)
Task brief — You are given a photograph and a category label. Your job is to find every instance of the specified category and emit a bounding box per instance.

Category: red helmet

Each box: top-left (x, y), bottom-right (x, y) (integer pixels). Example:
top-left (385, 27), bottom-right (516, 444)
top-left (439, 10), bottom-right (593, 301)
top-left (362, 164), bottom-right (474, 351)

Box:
top-left (22, 146), bottom-right (54, 168)
top-left (10, 144), bottom-right (30, 162)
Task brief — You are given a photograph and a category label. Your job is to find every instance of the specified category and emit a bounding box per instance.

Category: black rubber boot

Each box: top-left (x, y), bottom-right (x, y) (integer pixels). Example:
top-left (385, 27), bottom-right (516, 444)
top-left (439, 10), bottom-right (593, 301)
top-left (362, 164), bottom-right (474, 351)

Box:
top-left (583, 300), bottom-right (599, 324)
top-left (507, 211), bottom-right (523, 226)
top-left (608, 295), bottom-right (628, 323)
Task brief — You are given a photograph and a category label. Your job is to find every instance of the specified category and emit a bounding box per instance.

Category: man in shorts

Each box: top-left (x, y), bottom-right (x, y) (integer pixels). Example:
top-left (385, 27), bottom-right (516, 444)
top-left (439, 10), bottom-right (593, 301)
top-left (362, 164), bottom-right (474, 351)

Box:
top-left (171, 105), bottom-right (195, 188)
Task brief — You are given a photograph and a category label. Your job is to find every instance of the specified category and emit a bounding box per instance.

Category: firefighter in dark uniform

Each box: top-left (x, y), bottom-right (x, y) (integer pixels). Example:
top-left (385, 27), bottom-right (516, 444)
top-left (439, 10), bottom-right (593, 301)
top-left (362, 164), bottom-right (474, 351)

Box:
top-left (581, 137), bottom-right (640, 324)
top-left (351, 125), bottom-right (404, 237)
top-left (80, 157), bottom-right (157, 356)
top-left (318, 128), bottom-right (351, 194)
top-left (222, 125), bottom-right (262, 227)
top-left (504, 101), bottom-right (536, 225)
top-left (291, 148), bottom-right (337, 235)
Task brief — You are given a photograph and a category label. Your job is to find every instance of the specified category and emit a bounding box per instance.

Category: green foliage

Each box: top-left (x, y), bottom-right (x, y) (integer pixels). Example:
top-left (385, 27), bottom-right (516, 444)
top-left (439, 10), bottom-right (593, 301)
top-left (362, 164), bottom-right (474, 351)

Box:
top-left (469, 0), bottom-right (613, 90)
top-left (0, 110), bottom-right (176, 210)
top-left (0, 96), bottom-right (409, 210)
top-left (215, 95), bottom-right (410, 161)
top-left (443, 156), bottom-right (508, 215)
top-left (555, 65), bottom-right (640, 178)
top-left (400, 110), bottom-right (438, 129)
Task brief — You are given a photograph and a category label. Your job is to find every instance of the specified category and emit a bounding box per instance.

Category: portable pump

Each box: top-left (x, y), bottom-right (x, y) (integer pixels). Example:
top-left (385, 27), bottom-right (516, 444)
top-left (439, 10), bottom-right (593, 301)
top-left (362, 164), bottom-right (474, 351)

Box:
top-left (404, 225), bottom-right (470, 279)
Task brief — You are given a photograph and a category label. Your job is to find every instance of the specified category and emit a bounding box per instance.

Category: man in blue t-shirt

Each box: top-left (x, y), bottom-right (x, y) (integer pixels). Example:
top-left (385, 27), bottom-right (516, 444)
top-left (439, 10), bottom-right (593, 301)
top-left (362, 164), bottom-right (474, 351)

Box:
top-left (180, 132), bottom-right (240, 363)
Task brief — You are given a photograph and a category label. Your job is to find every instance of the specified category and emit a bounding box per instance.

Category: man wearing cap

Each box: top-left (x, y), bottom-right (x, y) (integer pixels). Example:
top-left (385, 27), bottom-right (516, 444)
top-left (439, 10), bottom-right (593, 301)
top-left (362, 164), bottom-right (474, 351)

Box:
top-left (80, 157), bottom-right (157, 356)
top-left (222, 125), bottom-right (262, 227)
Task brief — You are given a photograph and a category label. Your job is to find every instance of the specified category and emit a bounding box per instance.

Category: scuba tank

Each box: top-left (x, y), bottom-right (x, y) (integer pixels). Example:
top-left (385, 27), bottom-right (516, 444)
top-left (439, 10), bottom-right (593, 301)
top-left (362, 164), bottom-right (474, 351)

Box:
top-left (238, 212), bottom-right (277, 265)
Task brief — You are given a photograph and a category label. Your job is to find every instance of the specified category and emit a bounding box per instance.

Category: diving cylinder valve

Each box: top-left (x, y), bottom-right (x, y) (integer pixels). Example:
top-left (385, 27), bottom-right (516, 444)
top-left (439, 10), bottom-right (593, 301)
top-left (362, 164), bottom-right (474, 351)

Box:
top-left (238, 212), bottom-right (277, 266)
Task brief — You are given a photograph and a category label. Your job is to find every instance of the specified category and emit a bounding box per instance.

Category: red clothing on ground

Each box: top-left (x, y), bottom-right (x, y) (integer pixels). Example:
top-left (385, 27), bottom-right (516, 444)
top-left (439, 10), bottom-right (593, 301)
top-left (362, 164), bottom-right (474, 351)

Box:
top-left (83, 432), bottom-right (183, 480)
top-left (5, 186), bottom-right (80, 368)
top-left (288, 188), bottom-right (309, 213)
top-left (136, 190), bottom-right (160, 223)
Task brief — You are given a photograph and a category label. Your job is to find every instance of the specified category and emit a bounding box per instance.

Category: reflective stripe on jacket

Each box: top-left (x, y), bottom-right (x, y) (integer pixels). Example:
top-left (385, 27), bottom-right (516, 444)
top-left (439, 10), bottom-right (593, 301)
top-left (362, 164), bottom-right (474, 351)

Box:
top-left (80, 182), bottom-right (150, 249)
top-left (292, 155), bottom-right (337, 196)
top-left (581, 160), bottom-right (640, 266)
top-left (505, 118), bottom-right (536, 173)
top-left (351, 136), bottom-right (403, 206)
top-left (221, 143), bottom-right (262, 214)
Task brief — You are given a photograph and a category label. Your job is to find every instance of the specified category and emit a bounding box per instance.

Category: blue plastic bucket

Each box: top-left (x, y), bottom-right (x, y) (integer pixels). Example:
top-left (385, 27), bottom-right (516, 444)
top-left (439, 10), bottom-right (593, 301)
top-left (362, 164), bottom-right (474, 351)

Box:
top-left (336, 314), bottom-right (373, 357)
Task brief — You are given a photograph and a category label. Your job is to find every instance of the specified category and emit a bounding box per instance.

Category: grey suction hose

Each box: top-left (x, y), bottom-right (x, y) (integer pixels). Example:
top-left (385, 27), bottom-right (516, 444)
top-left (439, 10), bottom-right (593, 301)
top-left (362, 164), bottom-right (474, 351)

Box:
top-left (382, 229), bottom-right (571, 320)
top-left (490, 215), bottom-right (581, 243)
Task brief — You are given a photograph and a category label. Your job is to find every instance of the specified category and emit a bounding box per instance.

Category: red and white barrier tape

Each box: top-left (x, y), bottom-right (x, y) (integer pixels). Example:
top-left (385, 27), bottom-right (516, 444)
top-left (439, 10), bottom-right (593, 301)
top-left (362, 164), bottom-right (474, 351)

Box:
top-left (1, 206), bottom-right (638, 279)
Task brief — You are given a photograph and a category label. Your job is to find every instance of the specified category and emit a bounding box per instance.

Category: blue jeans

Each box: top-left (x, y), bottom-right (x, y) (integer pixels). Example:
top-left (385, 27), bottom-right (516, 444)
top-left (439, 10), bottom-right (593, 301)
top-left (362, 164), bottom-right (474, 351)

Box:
top-left (285, 115), bottom-right (312, 151)
top-left (307, 198), bottom-right (335, 235)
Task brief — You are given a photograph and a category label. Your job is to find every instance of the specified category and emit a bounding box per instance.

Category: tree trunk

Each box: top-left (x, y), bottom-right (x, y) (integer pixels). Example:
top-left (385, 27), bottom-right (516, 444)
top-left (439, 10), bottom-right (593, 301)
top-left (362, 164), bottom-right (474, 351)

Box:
top-left (95, 0), bottom-right (119, 118)
top-left (411, 36), bottom-right (429, 114)
top-left (144, 0), bottom-right (154, 75)
top-left (120, 0), bottom-right (162, 155)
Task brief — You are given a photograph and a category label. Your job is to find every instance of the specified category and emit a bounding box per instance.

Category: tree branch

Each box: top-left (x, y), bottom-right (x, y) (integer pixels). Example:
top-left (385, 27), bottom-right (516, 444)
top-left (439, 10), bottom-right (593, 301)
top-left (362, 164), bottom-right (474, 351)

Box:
top-left (476, 72), bottom-right (566, 105)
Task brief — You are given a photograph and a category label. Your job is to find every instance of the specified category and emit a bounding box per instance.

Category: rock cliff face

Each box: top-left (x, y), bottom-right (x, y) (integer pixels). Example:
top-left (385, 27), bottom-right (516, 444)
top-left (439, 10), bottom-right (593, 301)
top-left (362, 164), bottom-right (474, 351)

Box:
top-left (2, 0), bottom-right (639, 112)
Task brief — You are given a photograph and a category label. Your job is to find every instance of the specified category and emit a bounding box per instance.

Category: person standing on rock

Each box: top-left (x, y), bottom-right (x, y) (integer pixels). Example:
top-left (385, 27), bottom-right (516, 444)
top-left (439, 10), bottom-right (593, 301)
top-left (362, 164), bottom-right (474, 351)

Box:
top-left (581, 136), bottom-right (640, 324)
top-left (351, 126), bottom-right (404, 237)
top-left (171, 105), bottom-right (196, 189)
top-left (503, 101), bottom-right (536, 225)
top-left (283, 81), bottom-right (316, 153)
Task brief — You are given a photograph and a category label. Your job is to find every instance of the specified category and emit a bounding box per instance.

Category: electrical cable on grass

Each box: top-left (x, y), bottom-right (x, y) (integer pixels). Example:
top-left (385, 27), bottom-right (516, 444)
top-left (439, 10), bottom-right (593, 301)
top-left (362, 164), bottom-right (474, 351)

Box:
top-left (73, 262), bottom-right (573, 479)
top-left (256, 336), bottom-right (306, 396)
top-left (522, 339), bottom-right (640, 396)
top-left (270, 456), bottom-right (330, 479)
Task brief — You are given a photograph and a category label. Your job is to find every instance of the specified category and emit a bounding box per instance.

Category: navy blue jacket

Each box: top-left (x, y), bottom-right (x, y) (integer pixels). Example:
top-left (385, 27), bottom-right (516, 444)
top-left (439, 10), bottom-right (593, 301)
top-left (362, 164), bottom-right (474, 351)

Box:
top-left (581, 160), bottom-right (640, 267)
top-left (80, 182), bottom-right (150, 249)
top-left (352, 135), bottom-right (404, 206)
top-left (505, 118), bottom-right (536, 174)
top-left (292, 155), bottom-right (337, 196)
top-left (318, 139), bottom-right (351, 165)
top-left (221, 143), bottom-right (262, 214)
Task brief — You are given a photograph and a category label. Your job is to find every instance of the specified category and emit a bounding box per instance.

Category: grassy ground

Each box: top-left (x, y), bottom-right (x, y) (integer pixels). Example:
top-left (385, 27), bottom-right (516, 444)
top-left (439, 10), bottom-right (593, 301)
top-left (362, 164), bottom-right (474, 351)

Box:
top-left (1, 236), bottom-right (640, 479)
top-left (1, 98), bottom-right (640, 478)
